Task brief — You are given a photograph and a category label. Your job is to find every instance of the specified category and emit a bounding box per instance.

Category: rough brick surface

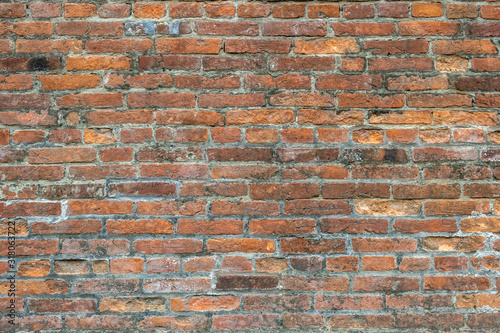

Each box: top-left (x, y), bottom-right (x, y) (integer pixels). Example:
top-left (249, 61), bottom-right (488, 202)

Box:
top-left (0, 0), bottom-right (499, 332)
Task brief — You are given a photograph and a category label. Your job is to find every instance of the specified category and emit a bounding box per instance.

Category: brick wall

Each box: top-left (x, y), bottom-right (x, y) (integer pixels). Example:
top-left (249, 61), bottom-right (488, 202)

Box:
top-left (1, 1), bottom-right (500, 331)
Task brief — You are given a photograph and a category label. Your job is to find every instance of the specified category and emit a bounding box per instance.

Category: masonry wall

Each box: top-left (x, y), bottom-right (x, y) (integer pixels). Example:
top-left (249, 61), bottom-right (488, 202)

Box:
top-left (0, 0), bottom-right (499, 331)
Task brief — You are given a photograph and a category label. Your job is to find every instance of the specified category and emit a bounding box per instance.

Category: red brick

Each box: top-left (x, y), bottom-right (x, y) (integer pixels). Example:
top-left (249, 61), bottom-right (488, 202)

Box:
top-left (32, 219), bottom-right (101, 235)
top-left (216, 275), bottom-right (278, 290)
top-left (332, 23), bottom-right (395, 36)
top-left (270, 56), bottom-right (335, 71)
top-left (172, 296), bottom-right (239, 312)
top-left (175, 74), bottom-right (239, 89)
top-left (422, 236), bottom-right (486, 251)
top-left (98, 4), bottom-right (130, 18)
top-left (211, 165), bottom-right (278, 179)
top-left (341, 57), bottom-right (365, 71)
top-left (316, 295), bottom-right (382, 310)
top-left (212, 128), bottom-right (241, 143)
top-left (369, 58), bottom-right (433, 71)
top-left (325, 256), bottom-right (359, 272)
top-left (12, 130), bottom-right (44, 144)
top-left (467, 22), bottom-right (500, 36)
top-left (321, 218), bottom-right (388, 234)
top-left (387, 129), bottom-right (418, 143)
top-left (227, 109), bottom-right (294, 125)
top-left (352, 130), bottom-right (384, 144)
top-left (316, 74), bottom-right (382, 90)
top-left (67, 56), bottom-right (130, 71)
top-left (145, 258), bottom-right (180, 274)
top-left (457, 293), bottom-right (500, 308)
top-left (327, 315), bottom-right (394, 328)
top-left (339, 93), bottom-right (404, 108)
top-left (245, 74), bottom-right (310, 90)
top-left (467, 313), bottom-right (500, 329)
top-left (0, 132), bottom-right (13, 146)
top-left (238, 4), bottom-right (270, 18)
top-left (308, 4), bottom-right (340, 18)
top-left (283, 276), bottom-right (349, 291)
top-left (55, 22), bottom-right (123, 36)
top-left (344, 5), bottom-right (375, 19)
top-left (482, 5), bottom-right (500, 19)
top-left (200, 93), bottom-right (265, 108)
top-left (213, 314), bottom-right (280, 330)
top-left (243, 295), bottom-right (310, 311)
top-left (399, 21), bottom-right (461, 35)
top-left (29, 298), bottom-right (96, 313)
top-left (250, 183), bottom-right (319, 200)
top-left (290, 256), bottom-right (322, 272)
top-left (226, 39), bottom-right (291, 54)
top-left (353, 277), bottom-right (419, 291)
top-left (413, 3), bottom-right (443, 17)
top-left (38, 184), bottom-right (104, 200)
top-left (134, 3), bottom-right (165, 18)
top-left (379, 3), bottom-right (409, 18)
top-left (399, 258), bottom-right (431, 272)
top-left (363, 256), bottom-right (396, 271)
top-left (169, 3), bottom-right (202, 18)
top-left (66, 315), bottom-right (134, 330)
top-left (106, 219), bottom-right (172, 235)
top-left (294, 39), bottom-right (359, 54)
top-left (16, 39), bottom-right (82, 53)
top-left (423, 200), bottom-right (490, 215)
top-left (0, 4), bottom-right (26, 18)
top-left (134, 239), bottom-right (202, 254)
top-left (195, 21), bottom-right (258, 36)
top-left (477, 94), bottom-right (500, 107)
top-left (0, 40), bottom-right (11, 54)
top-left (462, 217), bottom-right (500, 232)
top-left (435, 256), bottom-right (468, 271)
top-left (387, 74), bottom-right (449, 90)
top-left (448, 4), bottom-right (478, 18)
top-left (206, 3), bottom-right (235, 17)
top-left (394, 219), bottom-right (457, 233)
top-left (281, 238), bottom-right (346, 254)
top-left (128, 93), bottom-right (195, 108)
top-left (434, 40), bottom-right (497, 54)
top-left (156, 38), bottom-right (221, 54)
top-left (424, 165), bottom-right (491, 180)
top-left (352, 238), bottom-right (417, 252)
top-left (255, 258), bottom-right (288, 272)
top-left (365, 39), bottom-right (429, 55)
top-left (273, 4), bottom-right (305, 18)
top-left (139, 55), bottom-right (201, 70)
top-left (139, 316), bottom-right (208, 330)
top-left (178, 219), bottom-right (243, 235)
top-left (222, 256), bottom-right (252, 272)
top-left (472, 58), bottom-right (500, 71)
top-left (270, 92), bottom-right (334, 107)
top-left (424, 276), bottom-right (490, 290)
top-left (398, 313), bottom-right (463, 329)
top-left (263, 21), bottom-right (326, 37)
top-left (86, 39), bottom-right (151, 53)
top-left (183, 258), bottom-right (214, 273)
top-left (157, 110), bottom-right (223, 126)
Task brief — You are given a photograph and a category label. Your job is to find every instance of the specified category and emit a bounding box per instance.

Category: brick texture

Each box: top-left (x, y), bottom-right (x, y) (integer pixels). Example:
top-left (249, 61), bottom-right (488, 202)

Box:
top-left (0, 1), bottom-right (499, 332)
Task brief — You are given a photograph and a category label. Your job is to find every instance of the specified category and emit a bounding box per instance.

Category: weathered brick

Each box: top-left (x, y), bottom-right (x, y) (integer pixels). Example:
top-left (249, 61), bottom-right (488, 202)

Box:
top-left (283, 276), bottom-right (349, 292)
top-left (238, 4), bottom-right (270, 18)
top-left (422, 236), bottom-right (486, 251)
top-left (399, 21), bottom-right (461, 35)
top-left (327, 315), bottom-right (394, 328)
